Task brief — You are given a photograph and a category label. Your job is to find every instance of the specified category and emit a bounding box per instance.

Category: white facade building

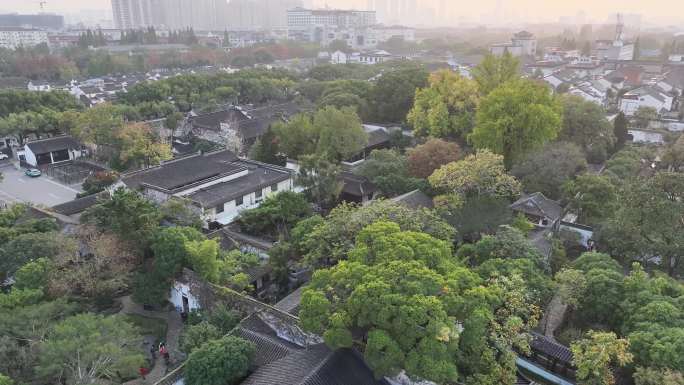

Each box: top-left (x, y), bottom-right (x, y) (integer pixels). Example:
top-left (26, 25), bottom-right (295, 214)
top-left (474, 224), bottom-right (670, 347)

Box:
top-left (170, 280), bottom-right (201, 313)
top-left (490, 31), bottom-right (537, 57)
top-left (121, 150), bottom-right (296, 228)
top-left (111, 0), bottom-right (154, 29)
top-left (619, 86), bottom-right (674, 116)
top-left (287, 7), bottom-right (376, 42)
top-left (331, 50), bottom-right (348, 64)
top-left (0, 28), bottom-right (48, 49)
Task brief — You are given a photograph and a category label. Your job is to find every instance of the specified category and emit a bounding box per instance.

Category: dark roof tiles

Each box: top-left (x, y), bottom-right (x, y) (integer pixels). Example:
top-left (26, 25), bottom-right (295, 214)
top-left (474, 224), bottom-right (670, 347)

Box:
top-left (511, 192), bottom-right (562, 222)
top-left (50, 191), bottom-right (109, 216)
top-left (122, 150), bottom-right (242, 192)
top-left (530, 332), bottom-right (574, 364)
top-left (25, 136), bottom-right (80, 155)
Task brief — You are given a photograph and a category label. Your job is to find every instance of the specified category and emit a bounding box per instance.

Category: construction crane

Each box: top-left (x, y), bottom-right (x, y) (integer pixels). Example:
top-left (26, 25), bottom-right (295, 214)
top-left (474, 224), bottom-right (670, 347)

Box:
top-left (615, 13), bottom-right (625, 44)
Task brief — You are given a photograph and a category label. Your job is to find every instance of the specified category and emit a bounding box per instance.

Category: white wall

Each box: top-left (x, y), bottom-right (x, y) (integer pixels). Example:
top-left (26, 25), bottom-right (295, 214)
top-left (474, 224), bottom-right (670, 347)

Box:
top-left (169, 281), bottom-right (200, 312)
top-left (204, 178), bottom-right (295, 225)
top-left (629, 129), bottom-right (665, 145)
top-left (619, 94), bottom-right (667, 117)
top-left (23, 145), bottom-right (37, 167)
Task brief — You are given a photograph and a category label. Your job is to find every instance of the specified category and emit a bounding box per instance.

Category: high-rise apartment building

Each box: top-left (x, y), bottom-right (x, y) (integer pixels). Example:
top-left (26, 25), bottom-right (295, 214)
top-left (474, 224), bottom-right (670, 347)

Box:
top-left (0, 14), bottom-right (64, 30)
top-left (111, 0), bottom-right (154, 29)
top-left (111, 0), bottom-right (227, 31)
top-left (225, 0), bottom-right (302, 30)
top-left (287, 7), bottom-right (376, 41)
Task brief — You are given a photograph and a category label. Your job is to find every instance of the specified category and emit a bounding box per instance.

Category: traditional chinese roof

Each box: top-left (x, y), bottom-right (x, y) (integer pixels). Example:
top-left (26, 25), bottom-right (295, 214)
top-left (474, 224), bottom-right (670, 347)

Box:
top-left (510, 192), bottom-right (562, 222)
top-left (530, 332), bottom-right (574, 365)
top-left (25, 136), bottom-right (80, 155)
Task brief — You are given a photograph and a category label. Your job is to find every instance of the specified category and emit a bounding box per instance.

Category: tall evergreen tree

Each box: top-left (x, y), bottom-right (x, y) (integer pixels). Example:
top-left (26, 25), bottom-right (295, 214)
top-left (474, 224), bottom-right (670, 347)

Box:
top-left (613, 112), bottom-right (629, 151)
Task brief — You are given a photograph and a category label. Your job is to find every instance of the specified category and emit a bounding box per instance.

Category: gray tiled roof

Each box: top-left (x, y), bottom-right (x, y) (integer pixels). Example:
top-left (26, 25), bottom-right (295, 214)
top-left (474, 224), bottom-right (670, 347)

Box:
top-left (530, 332), bottom-right (574, 365)
top-left (50, 191), bottom-right (109, 216)
top-left (339, 172), bottom-right (377, 197)
top-left (511, 192), bottom-right (562, 222)
top-left (186, 162), bottom-right (290, 207)
top-left (26, 136), bottom-right (80, 155)
top-left (391, 189), bottom-right (434, 210)
top-left (234, 311), bottom-right (388, 385)
top-left (122, 150), bottom-right (242, 192)
top-left (274, 286), bottom-right (303, 316)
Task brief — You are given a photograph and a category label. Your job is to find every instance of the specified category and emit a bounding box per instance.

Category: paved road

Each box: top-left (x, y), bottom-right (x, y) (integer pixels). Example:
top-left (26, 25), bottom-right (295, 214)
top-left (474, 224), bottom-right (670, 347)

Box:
top-left (0, 163), bottom-right (80, 207)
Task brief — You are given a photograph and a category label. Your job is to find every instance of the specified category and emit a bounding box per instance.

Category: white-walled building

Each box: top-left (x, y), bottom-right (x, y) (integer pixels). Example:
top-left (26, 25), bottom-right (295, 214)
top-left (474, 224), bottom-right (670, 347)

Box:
top-left (0, 28), bottom-right (48, 49)
top-left (121, 150), bottom-right (296, 228)
top-left (619, 86), bottom-right (674, 116)
top-left (331, 50), bottom-right (348, 64)
top-left (286, 7), bottom-right (411, 49)
top-left (490, 31), bottom-right (537, 57)
top-left (22, 136), bottom-right (83, 167)
top-left (287, 7), bottom-right (375, 41)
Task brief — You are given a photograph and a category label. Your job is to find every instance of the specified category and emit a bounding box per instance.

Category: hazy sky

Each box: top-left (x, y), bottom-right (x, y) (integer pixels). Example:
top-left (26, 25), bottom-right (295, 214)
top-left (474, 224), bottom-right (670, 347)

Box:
top-left (2, 0), bottom-right (683, 25)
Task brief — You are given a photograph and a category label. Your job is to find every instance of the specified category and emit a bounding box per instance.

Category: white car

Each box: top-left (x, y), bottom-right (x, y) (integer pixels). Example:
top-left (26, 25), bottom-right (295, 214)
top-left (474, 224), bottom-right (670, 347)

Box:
top-left (0, 153), bottom-right (8, 160)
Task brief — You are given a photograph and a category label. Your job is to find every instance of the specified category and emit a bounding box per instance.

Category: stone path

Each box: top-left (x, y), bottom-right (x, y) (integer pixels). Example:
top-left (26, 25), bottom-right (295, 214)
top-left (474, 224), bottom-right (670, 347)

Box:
top-left (118, 296), bottom-right (184, 385)
top-left (538, 293), bottom-right (568, 340)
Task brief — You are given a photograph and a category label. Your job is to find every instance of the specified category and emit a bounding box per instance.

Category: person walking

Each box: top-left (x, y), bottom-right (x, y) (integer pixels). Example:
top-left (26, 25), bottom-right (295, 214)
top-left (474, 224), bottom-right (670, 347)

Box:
top-left (139, 366), bottom-right (149, 380)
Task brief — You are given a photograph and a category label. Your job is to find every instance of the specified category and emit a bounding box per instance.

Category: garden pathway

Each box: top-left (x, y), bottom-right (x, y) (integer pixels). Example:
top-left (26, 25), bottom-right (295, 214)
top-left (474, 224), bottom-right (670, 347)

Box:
top-left (118, 296), bottom-right (184, 385)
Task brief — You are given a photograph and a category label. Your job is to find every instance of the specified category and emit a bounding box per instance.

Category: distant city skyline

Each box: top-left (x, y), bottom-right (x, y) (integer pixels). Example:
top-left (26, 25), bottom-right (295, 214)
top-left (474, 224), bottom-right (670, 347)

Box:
top-left (1, 0), bottom-right (683, 26)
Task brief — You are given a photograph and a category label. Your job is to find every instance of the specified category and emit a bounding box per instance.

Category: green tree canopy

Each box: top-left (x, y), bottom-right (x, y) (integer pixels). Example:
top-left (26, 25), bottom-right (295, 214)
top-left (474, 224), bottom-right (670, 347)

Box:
top-left (185, 239), bottom-right (221, 283)
top-left (315, 106), bottom-right (368, 162)
top-left (369, 65), bottom-right (428, 123)
top-left (559, 95), bottom-right (616, 163)
top-left (179, 321), bottom-right (222, 354)
top-left (437, 195), bottom-right (513, 243)
top-left (511, 142), bottom-right (587, 200)
top-left (37, 313), bottom-right (144, 385)
top-left (562, 174), bottom-right (617, 225)
top-left (185, 335), bottom-right (255, 385)
top-left (348, 221), bottom-right (456, 272)
top-left (470, 79), bottom-right (562, 169)
top-left (406, 138), bottom-right (461, 179)
top-left (407, 70), bottom-right (480, 139)
top-left (272, 113), bottom-right (319, 160)
top-left (471, 52), bottom-right (520, 95)
top-left (597, 173), bottom-right (684, 276)
top-left (150, 226), bottom-right (204, 280)
top-left (82, 188), bottom-right (161, 252)
top-left (301, 256), bottom-right (540, 384)
top-left (237, 191), bottom-right (312, 238)
top-left (295, 200), bottom-right (455, 267)
top-left (357, 149), bottom-right (422, 197)
top-left (296, 154), bottom-right (343, 210)
top-left (613, 112), bottom-right (629, 151)
top-left (429, 150), bottom-right (521, 201)
top-left (571, 331), bottom-right (633, 385)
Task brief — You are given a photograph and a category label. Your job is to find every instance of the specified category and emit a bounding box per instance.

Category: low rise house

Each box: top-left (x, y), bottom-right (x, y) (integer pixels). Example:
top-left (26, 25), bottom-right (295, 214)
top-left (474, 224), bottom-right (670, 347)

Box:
top-left (331, 50), bottom-right (349, 64)
top-left (568, 83), bottom-right (607, 105)
top-left (391, 189), bottom-right (434, 210)
top-left (510, 192), bottom-right (562, 229)
top-left (189, 102), bottom-right (304, 154)
top-left (490, 31), bottom-right (537, 57)
top-left (338, 172), bottom-right (378, 205)
top-left (50, 191), bottom-right (110, 221)
top-left (120, 150), bottom-right (296, 228)
top-left (21, 136), bottom-right (84, 167)
top-left (167, 268), bottom-right (391, 385)
top-left (358, 50), bottom-right (394, 65)
top-left (619, 86), bottom-right (674, 116)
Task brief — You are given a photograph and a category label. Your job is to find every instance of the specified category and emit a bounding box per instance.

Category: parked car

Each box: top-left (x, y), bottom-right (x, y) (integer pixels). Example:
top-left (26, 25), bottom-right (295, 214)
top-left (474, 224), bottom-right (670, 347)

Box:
top-left (0, 153), bottom-right (8, 160)
top-left (25, 168), bottom-right (42, 177)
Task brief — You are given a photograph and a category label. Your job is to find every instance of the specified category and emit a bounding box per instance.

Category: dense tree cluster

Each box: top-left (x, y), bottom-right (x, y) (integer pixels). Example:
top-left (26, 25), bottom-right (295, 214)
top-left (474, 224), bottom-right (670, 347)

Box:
top-left (300, 220), bottom-right (543, 384)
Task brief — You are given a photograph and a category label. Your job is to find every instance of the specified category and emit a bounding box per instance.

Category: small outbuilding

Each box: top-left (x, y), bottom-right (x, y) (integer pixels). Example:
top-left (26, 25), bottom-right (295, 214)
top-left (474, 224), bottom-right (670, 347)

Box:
top-left (23, 136), bottom-right (83, 167)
